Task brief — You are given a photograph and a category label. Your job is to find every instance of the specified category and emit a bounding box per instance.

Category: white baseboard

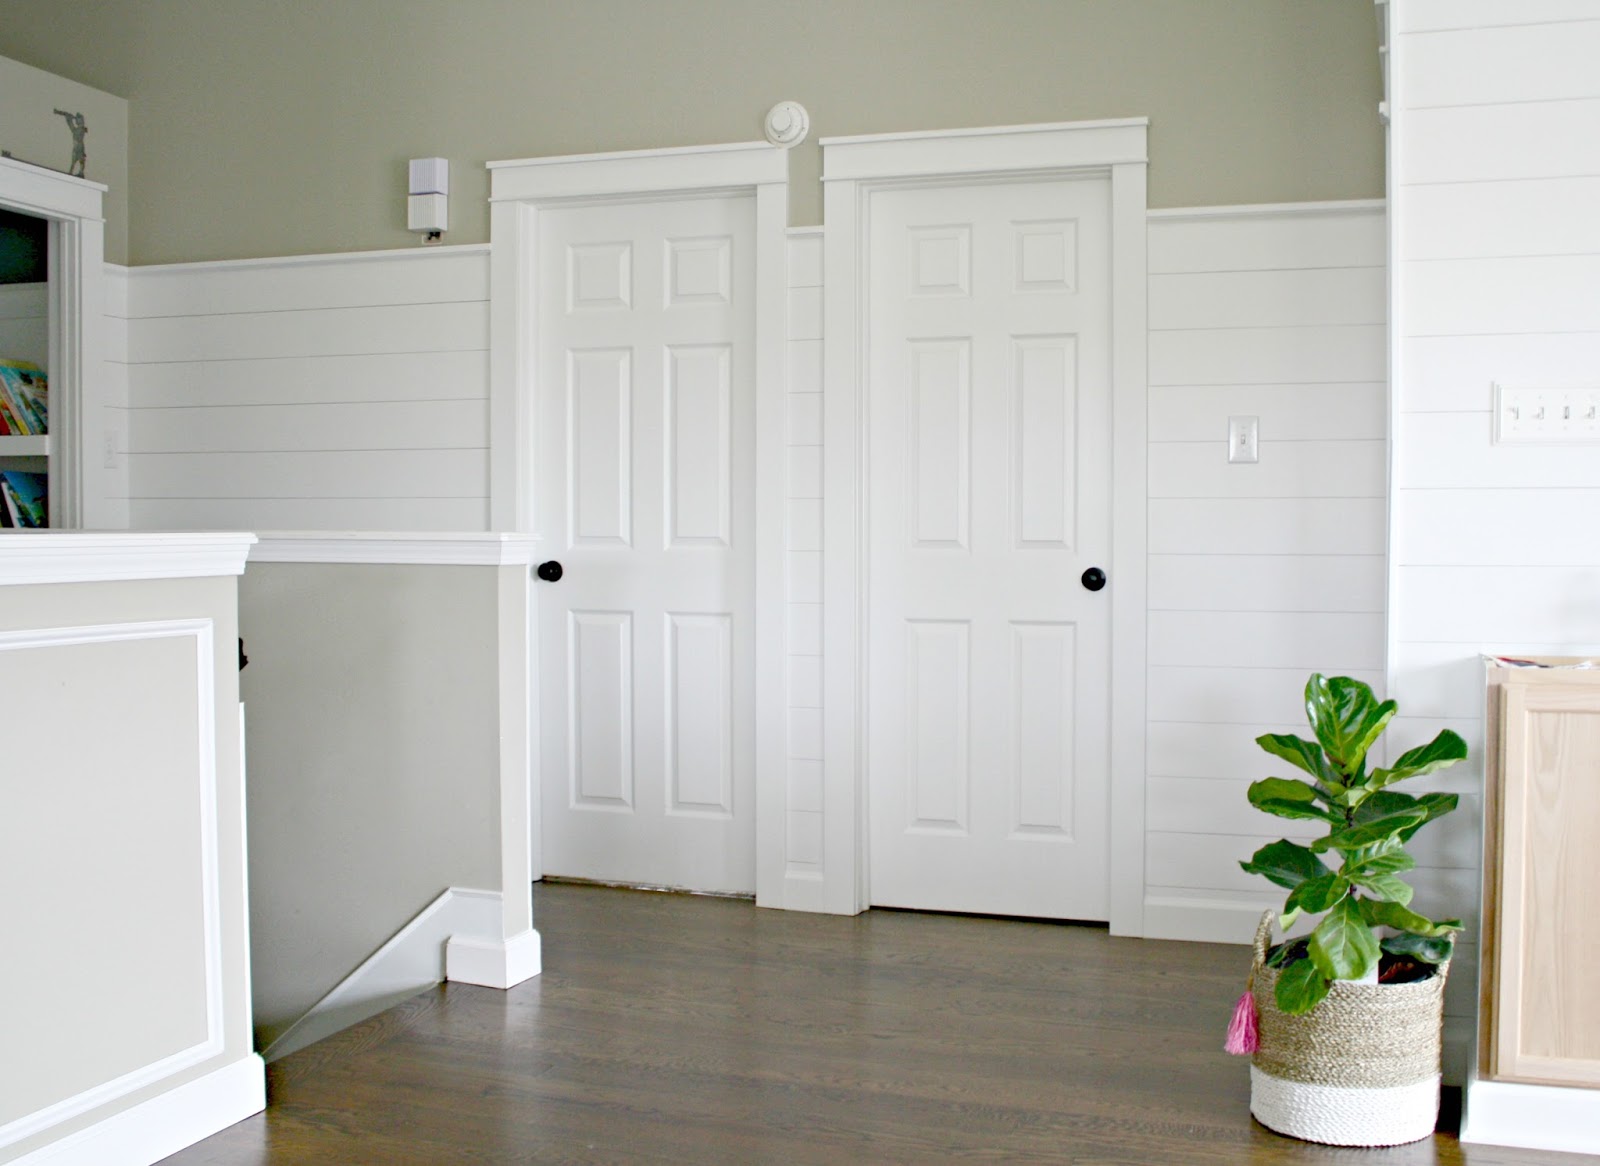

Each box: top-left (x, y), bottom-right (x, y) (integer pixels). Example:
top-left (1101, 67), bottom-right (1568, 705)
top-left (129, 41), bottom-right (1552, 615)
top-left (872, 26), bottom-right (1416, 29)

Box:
top-left (446, 928), bottom-right (542, 989)
top-left (10, 1055), bottom-right (264, 1166)
top-left (261, 886), bottom-right (504, 1063)
top-left (1462, 1077), bottom-right (1600, 1155)
top-left (1141, 895), bottom-right (1278, 944)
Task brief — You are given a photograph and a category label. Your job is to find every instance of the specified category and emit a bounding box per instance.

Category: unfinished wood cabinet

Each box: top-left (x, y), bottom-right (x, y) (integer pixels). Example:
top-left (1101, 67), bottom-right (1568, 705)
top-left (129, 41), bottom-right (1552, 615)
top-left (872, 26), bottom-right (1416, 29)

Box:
top-left (1482, 659), bottom-right (1600, 1088)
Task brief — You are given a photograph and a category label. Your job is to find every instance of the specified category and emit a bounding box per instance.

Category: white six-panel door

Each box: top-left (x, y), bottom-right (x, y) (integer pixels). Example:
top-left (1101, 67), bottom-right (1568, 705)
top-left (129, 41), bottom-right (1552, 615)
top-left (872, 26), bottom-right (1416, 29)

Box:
top-left (866, 177), bottom-right (1113, 920)
top-left (536, 194), bottom-right (757, 893)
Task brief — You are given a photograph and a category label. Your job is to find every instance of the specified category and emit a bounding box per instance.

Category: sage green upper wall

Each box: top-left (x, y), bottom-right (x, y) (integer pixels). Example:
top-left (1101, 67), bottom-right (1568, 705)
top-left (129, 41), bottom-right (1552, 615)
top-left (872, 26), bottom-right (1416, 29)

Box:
top-left (0, 0), bottom-right (1382, 265)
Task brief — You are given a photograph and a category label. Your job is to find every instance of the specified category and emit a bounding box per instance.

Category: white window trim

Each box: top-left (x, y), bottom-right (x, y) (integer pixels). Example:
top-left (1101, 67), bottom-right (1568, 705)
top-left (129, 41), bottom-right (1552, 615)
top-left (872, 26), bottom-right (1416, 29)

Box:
top-left (819, 119), bottom-right (1151, 932)
top-left (485, 141), bottom-right (792, 906)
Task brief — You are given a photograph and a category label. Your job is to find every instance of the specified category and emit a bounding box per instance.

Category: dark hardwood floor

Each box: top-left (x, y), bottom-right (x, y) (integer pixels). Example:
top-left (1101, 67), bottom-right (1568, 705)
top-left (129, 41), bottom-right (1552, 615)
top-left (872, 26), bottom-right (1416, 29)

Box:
top-left (163, 883), bottom-right (1595, 1164)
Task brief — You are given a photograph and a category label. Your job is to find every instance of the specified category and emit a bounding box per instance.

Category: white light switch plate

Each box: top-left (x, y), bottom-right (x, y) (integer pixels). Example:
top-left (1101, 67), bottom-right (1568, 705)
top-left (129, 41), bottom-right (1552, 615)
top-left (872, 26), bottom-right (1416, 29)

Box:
top-left (1494, 384), bottom-right (1600, 444)
top-left (1228, 415), bottom-right (1259, 464)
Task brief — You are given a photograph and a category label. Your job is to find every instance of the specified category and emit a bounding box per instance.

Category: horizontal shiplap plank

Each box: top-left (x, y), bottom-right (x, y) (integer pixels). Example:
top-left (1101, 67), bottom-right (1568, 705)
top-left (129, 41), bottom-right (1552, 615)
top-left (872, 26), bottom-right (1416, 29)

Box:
top-left (1147, 776), bottom-right (1318, 840)
top-left (128, 350), bottom-right (490, 408)
top-left (1146, 832), bottom-right (1479, 904)
top-left (1147, 210), bottom-right (1384, 274)
top-left (1401, 332), bottom-right (1600, 412)
top-left (1149, 383), bottom-right (1385, 442)
top-left (1149, 325), bottom-right (1385, 386)
top-left (1148, 720), bottom-right (1302, 781)
top-left (1390, 642), bottom-right (1499, 721)
top-left (1149, 498), bottom-right (1386, 555)
top-left (1149, 267), bottom-right (1384, 331)
top-left (129, 496), bottom-right (487, 531)
top-left (1400, 98), bottom-right (1600, 186)
top-left (1399, 1), bottom-right (1600, 32)
top-left (1149, 439), bottom-right (1385, 499)
top-left (1149, 611), bottom-right (1384, 671)
top-left (1397, 413), bottom-right (1600, 490)
top-left (787, 233), bottom-right (823, 288)
top-left (1149, 554), bottom-right (1385, 613)
top-left (128, 448), bottom-right (486, 499)
top-left (788, 287), bottom-right (822, 340)
top-left (787, 340), bottom-right (822, 394)
top-left (1401, 177), bottom-right (1600, 261)
top-left (127, 249), bottom-right (489, 317)
top-left (129, 399), bottom-right (488, 454)
top-left (1403, 20), bottom-right (1600, 109)
top-left (1397, 564), bottom-right (1600, 643)
top-left (129, 301), bottom-right (487, 363)
top-left (1148, 665), bottom-right (1385, 725)
top-left (1405, 254), bottom-right (1600, 336)
top-left (1397, 487), bottom-right (1600, 566)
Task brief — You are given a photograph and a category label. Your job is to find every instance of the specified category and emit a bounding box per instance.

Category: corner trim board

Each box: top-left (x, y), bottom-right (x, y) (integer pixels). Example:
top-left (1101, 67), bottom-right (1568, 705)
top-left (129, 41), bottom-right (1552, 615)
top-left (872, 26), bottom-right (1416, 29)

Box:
top-left (446, 929), bottom-right (543, 989)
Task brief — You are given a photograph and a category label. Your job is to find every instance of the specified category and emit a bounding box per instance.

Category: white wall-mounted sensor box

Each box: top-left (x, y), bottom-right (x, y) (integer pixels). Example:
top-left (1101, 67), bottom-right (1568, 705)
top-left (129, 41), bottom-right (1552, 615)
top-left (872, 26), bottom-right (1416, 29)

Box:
top-left (408, 157), bottom-right (449, 196)
top-left (407, 192), bottom-right (448, 232)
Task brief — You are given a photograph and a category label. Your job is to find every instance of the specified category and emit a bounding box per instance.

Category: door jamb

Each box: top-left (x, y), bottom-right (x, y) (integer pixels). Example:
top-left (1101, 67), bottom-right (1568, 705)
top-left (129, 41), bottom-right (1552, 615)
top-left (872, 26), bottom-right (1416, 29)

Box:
top-left (487, 141), bottom-right (791, 905)
top-left (819, 120), bottom-right (1150, 932)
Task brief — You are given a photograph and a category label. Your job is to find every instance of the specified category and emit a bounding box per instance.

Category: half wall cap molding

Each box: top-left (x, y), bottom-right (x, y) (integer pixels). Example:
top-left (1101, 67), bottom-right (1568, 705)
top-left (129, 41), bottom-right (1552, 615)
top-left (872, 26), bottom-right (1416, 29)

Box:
top-left (0, 531), bottom-right (257, 586)
top-left (249, 531), bottom-right (542, 566)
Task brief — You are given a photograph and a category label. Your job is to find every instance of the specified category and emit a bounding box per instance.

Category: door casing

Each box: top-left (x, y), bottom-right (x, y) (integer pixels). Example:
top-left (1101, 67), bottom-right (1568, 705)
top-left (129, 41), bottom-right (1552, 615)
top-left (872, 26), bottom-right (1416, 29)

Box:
top-left (488, 142), bottom-right (791, 907)
top-left (821, 120), bottom-right (1151, 932)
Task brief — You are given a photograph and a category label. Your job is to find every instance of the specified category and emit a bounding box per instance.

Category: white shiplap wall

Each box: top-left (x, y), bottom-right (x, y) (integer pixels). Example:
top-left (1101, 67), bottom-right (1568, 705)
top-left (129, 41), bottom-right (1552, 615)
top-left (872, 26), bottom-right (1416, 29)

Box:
top-left (1390, 0), bottom-right (1600, 1088)
top-left (1143, 203), bottom-right (1392, 944)
top-left (122, 245), bottom-right (490, 530)
top-left (785, 228), bottom-right (825, 891)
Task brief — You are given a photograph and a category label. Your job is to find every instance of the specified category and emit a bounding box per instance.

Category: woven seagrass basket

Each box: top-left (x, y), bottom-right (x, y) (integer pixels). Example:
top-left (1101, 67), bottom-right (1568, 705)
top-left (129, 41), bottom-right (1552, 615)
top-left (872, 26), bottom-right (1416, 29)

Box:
top-left (1249, 910), bottom-right (1449, 1147)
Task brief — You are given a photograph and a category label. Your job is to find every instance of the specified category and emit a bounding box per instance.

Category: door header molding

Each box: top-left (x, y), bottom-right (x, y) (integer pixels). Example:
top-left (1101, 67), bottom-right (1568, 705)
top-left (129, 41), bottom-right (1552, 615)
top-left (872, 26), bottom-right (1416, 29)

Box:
top-left (488, 141), bottom-right (786, 204)
top-left (820, 119), bottom-right (1149, 184)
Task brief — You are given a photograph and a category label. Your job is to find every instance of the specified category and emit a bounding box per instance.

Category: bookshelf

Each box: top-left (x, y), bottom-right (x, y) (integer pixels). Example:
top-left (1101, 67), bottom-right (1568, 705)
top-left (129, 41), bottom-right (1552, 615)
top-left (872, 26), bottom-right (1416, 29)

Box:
top-left (0, 154), bottom-right (109, 529)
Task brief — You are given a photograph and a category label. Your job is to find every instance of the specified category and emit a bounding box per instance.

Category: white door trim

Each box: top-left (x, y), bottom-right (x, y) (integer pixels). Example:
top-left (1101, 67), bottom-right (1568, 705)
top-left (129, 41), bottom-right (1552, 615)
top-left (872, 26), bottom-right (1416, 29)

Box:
top-left (487, 141), bottom-right (791, 907)
top-left (820, 120), bottom-right (1150, 932)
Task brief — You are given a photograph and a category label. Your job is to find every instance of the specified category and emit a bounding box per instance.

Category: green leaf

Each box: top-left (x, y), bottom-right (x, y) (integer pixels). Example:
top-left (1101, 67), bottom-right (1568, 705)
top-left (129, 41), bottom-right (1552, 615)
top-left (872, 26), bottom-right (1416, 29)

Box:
top-left (1344, 848), bottom-right (1417, 879)
top-left (1370, 730), bottom-right (1469, 789)
top-left (1247, 777), bottom-right (1344, 824)
top-left (1255, 733), bottom-right (1340, 789)
top-left (1381, 932), bottom-right (1455, 965)
top-left (1275, 952), bottom-right (1332, 1015)
top-left (1309, 896), bottom-right (1380, 981)
top-left (1361, 899), bottom-right (1464, 938)
top-left (1399, 793), bottom-right (1460, 842)
top-left (1285, 872), bottom-right (1349, 915)
top-left (1348, 870), bottom-right (1414, 905)
top-left (1239, 840), bottom-right (1331, 890)
top-left (1313, 807), bottom-right (1428, 854)
top-left (1304, 674), bottom-right (1397, 777)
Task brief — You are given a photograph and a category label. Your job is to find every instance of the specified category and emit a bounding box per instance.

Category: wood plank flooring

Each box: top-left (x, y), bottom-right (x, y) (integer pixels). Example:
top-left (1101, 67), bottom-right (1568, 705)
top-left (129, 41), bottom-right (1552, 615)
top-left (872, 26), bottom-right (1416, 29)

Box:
top-left (164, 883), bottom-right (1596, 1164)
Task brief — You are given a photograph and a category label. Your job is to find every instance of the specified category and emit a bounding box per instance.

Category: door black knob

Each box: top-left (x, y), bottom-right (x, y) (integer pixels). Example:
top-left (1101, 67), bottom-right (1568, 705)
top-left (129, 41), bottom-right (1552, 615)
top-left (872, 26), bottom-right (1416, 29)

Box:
top-left (1081, 567), bottom-right (1106, 592)
top-left (536, 560), bottom-right (564, 583)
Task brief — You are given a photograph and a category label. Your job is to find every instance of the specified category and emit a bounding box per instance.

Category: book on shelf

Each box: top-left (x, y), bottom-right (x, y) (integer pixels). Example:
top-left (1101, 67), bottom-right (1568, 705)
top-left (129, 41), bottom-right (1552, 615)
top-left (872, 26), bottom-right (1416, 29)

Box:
top-left (0, 470), bottom-right (47, 528)
top-left (0, 358), bottom-right (48, 436)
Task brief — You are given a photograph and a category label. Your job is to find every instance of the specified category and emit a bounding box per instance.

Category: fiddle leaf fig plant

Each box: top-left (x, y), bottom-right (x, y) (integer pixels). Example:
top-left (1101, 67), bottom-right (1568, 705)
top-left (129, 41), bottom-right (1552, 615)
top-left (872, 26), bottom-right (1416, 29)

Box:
top-left (1240, 674), bottom-right (1468, 1015)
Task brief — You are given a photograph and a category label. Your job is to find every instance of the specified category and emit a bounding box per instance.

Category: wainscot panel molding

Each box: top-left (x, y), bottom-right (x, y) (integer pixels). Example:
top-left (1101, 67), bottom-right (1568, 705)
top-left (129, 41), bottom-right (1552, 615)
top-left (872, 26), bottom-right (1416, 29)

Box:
top-left (0, 531), bottom-right (255, 585)
top-left (248, 531), bottom-right (539, 566)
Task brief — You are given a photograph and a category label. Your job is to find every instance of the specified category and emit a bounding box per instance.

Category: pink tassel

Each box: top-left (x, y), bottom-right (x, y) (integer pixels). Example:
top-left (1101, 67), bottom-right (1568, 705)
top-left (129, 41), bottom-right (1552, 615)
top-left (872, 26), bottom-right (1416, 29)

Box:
top-left (1223, 989), bottom-right (1259, 1056)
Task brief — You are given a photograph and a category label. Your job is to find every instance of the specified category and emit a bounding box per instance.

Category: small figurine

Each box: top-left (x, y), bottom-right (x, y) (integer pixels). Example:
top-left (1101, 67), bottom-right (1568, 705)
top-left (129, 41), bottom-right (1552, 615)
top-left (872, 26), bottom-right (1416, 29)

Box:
top-left (53, 109), bottom-right (87, 177)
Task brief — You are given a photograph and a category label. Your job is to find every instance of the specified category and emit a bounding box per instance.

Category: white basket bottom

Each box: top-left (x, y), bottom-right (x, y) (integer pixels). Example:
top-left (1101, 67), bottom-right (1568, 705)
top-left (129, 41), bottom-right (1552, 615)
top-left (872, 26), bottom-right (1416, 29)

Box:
top-left (1250, 1065), bottom-right (1441, 1147)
